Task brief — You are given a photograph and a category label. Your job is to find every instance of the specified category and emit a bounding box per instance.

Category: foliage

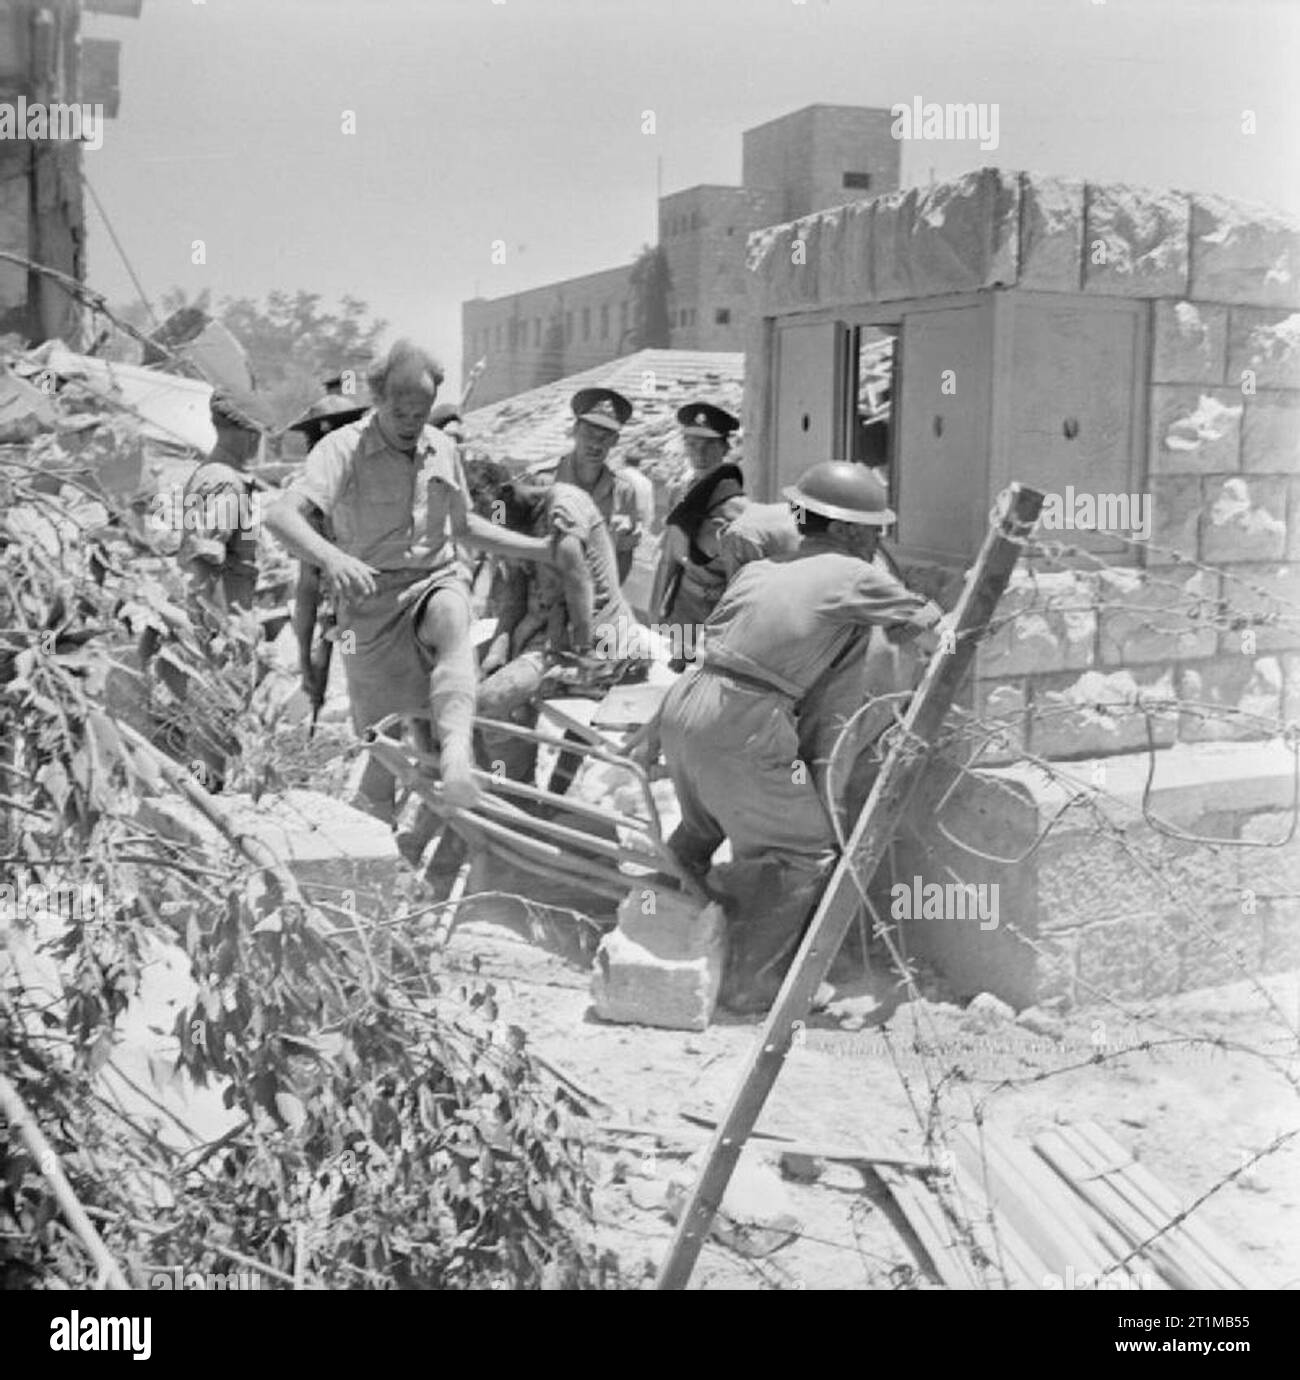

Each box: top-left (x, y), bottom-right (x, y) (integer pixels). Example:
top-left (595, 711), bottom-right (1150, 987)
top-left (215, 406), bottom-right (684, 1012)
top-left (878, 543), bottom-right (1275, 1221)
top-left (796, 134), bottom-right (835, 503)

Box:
top-left (0, 429), bottom-right (617, 1290)
top-left (628, 244), bottom-right (672, 350)
top-left (102, 288), bottom-right (388, 434)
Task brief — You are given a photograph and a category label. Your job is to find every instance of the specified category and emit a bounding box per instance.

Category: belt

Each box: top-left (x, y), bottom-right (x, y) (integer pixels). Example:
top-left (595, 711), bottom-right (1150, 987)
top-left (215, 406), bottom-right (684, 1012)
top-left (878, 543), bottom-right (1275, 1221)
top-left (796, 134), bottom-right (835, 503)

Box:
top-left (698, 660), bottom-right (795, 699)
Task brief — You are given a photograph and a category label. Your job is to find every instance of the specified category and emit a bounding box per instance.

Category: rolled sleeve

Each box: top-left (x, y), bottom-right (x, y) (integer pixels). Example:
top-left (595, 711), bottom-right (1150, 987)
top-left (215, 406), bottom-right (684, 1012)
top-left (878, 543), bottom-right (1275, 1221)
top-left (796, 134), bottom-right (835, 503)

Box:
top-left (289, 432), bottom-right (350, 517)
top-left (830, 567), bottom-right (943, 634)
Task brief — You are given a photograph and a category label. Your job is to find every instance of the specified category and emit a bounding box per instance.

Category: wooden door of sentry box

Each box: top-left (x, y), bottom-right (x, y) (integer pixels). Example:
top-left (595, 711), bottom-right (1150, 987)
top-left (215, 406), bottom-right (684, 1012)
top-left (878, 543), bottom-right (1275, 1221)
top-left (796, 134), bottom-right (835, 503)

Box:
top-left (990, 292), bottom-right (1148, 562)
top-left (772, 319), bottom-right (851, 494)
top-left (895, 301), bottom-right (994, 564)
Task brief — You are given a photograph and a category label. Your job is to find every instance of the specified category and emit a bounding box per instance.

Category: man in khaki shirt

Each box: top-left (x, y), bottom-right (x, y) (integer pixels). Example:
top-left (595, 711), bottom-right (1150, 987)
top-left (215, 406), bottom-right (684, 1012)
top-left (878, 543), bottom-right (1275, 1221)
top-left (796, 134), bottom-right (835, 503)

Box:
top-left (265, 340), bottom-right (552, 818)
top-left (525, 387), bottom-right (642, 583)
top-left (656, 462), bottom-right (944, 1013)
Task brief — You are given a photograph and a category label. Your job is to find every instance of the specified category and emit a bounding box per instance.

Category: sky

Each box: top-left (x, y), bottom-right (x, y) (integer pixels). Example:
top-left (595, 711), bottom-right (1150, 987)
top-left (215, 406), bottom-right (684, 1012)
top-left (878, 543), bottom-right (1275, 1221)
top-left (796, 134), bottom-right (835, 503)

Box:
top-left (81, 0), bottom-right (1300, 396)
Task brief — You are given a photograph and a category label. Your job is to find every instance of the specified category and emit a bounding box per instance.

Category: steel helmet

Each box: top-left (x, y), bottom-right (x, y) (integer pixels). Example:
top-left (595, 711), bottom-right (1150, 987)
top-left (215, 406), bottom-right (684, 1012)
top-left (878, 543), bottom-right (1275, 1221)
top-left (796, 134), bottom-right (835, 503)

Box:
top-left (783, 461), bottom-right (896, 526)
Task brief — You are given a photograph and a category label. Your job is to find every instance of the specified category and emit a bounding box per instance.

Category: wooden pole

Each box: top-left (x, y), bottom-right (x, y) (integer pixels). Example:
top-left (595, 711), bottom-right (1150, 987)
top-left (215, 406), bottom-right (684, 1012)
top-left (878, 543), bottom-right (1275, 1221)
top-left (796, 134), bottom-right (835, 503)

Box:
top-left (654, 484), bottom-right (1043, 1290)
top-left (0, 1073), bottom-right (131, 1290)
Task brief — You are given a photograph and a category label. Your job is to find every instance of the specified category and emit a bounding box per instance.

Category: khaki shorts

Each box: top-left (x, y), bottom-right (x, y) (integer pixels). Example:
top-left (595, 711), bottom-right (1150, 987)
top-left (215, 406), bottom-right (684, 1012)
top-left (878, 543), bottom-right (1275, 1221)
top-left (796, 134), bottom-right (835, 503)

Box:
top-left (337, 563), bottom-right (472, 733)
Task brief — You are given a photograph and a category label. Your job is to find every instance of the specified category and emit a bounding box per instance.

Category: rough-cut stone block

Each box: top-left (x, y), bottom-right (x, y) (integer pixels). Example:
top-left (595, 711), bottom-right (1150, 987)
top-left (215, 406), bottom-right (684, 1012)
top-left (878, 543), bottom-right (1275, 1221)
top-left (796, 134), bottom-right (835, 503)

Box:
top-left (590, 889), bottom-right (725, 1031)
top-left (971, 678), bottom-right (1028, 763)
top-left (976, 569), bottom-right (1097, 677)
top-left (1018, 174), bottom-right (1084, 292)
top-left (1238, 812), bottom-right (1300, 972)
top-left (1148, 474), bottom-right (1202, 566)
top-left (1242, 391), bottom-right (1300, 475)
top-left (1083, 182), bottom-right (1190, 298)
top-left (815, 199), bottom-right (874, 308)
top-left (136, 789), bottom-right (403, 912)
top-left (1097, 567), bottom-right (1219, 666)
top-left (1177, 656), bottom-right (1282, 741)
top-left (1148, 386), bottom-right (1242, 474)
top-left (746, 220), bottom-right (819, 315)
top-left (1284, 652), bottom-right (1300, 725)
top-left (1227, 308), bottom-right (1300, 391)
top-left (1189, 194), bottom-right (1300, 309)
top-left (1151, 300), bottom-right (1228, 385)
top-left (1262, 900), bottom-right (1300, 972)
top-left (895, 755), bottom-right (1040, 1008)
top-left (871, 186), bottom-right (920, 300)
top-left (1218, 563), bottom-right (1300, 654)
top-left (1201, 475), bottom-right (1288, 563)
top-left (906, 168), bottom-right (1019, 296)
top-left (1030, 666), bottom-right (1177, 759)
top-left (1288, 480), bottom-right (1300, 562)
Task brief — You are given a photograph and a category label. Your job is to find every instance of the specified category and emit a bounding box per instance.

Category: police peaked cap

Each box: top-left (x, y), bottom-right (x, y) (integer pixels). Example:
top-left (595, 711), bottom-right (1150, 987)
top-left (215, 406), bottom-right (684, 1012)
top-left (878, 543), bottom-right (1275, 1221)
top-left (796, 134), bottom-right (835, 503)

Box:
top-left (677, 401), bottom-right (739, 441)
top-left (571, 387), bottom-right (632, 432)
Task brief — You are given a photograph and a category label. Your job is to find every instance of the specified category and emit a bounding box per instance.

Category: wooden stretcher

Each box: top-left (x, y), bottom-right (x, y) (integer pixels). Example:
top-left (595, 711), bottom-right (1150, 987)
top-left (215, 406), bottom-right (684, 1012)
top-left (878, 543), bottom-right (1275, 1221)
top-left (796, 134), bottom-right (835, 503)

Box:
top-left (359, 670), bottom-right (699, 909)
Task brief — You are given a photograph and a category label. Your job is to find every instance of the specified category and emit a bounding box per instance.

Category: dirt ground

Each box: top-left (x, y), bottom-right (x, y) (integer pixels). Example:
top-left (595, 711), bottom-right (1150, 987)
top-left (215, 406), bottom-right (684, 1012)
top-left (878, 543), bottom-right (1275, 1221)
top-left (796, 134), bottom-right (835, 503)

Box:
top-left (441, 897), bottom-right (1300, 1291)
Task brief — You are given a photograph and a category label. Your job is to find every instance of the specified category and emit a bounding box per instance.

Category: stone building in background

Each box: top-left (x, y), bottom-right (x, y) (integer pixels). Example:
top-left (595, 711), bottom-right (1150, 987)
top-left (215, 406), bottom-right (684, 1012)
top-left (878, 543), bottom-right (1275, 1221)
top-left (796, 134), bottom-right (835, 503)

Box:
top-left (461, 104), bottom-right (899, 407)
top-left (746, 168), bottom-right (1300, 1008)
top-left (0, 0), bottom-right (136, 343)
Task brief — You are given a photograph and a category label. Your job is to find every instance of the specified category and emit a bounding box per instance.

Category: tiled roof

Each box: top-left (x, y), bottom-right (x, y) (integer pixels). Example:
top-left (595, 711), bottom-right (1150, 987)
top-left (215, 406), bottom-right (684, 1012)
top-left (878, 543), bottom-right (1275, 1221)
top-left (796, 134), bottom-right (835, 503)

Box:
top-left (463, 349), bottom-right (744, 482)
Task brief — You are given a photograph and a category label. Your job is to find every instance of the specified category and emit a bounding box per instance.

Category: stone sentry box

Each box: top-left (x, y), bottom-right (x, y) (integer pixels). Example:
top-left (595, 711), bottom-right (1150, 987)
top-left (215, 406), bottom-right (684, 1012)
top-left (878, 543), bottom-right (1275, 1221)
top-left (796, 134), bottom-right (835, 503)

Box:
top-left (743, 170), bottom-right (1300, 1007)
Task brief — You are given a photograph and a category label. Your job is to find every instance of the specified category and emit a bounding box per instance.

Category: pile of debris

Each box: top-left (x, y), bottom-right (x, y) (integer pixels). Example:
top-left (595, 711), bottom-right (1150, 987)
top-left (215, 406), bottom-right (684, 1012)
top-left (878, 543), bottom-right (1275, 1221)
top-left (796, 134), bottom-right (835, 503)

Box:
top-left (462, 348), bottom-right (744, 490)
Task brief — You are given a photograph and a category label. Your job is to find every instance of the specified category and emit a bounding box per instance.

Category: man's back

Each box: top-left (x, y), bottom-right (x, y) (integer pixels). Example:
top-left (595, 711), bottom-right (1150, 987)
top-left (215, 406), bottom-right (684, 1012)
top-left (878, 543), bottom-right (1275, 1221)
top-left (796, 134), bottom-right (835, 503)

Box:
top-left (703, 540), bottom-right (932, 697)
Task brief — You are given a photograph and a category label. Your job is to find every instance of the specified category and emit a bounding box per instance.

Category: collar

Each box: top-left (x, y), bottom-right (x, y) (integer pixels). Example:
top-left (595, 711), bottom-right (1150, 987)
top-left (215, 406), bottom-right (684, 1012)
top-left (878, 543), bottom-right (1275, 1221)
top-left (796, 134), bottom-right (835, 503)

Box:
top-left (558, 451), bottom-right (613, 494)
top-left (362, 413), bottom-right (438, 463)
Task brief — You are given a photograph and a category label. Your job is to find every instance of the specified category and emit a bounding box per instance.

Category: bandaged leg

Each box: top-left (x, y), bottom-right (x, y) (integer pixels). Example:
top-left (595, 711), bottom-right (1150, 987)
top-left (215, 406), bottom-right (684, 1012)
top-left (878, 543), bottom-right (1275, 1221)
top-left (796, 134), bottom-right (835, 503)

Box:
top-left (418, 589), bottom-right (481, 810)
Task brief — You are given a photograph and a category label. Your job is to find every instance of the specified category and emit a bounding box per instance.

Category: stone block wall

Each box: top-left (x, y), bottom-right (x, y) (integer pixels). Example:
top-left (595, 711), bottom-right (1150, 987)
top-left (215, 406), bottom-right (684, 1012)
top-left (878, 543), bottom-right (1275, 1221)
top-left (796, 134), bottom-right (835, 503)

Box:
top-left (970, 293), bottom-right (1300, 761)
top-left (745, 168), bottom-right (1300, 759)
top-left (893, 744), bottom-right (1300, 1008)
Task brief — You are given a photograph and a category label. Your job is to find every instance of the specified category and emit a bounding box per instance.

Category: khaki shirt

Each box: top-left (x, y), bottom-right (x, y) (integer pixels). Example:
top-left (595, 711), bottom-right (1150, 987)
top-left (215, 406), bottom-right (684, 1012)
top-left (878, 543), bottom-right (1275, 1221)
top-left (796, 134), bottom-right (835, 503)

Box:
top-left (177, 459), bottom-right (259, 610)
top-left (701, 536), bottom-right (941, 699)
top-left (527, 452), bottom-right (642, 553)
top-left (289, 415), bottom-right (467, 571)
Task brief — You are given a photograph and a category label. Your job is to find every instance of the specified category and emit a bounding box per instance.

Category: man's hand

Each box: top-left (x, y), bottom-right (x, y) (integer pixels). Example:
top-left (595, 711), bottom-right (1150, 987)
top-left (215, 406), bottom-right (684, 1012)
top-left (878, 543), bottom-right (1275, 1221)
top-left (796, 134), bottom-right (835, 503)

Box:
top-left (322, 551), bottom-right (379, 599)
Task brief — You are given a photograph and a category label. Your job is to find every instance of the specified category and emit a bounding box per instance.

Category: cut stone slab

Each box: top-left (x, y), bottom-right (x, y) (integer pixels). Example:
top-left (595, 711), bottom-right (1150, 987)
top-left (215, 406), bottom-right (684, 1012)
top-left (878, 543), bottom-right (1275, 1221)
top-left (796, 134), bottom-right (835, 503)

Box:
top-left (590, 889), bottom-right (726, 1032)
top-left (135, 788), bottom-right (403, 914)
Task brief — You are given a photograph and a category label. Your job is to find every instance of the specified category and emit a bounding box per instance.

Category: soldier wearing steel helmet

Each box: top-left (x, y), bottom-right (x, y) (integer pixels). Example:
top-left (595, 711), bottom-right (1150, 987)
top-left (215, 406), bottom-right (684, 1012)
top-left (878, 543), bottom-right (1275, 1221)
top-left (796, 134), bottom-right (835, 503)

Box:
top-left (653, 460), bottom-right (945, 1013)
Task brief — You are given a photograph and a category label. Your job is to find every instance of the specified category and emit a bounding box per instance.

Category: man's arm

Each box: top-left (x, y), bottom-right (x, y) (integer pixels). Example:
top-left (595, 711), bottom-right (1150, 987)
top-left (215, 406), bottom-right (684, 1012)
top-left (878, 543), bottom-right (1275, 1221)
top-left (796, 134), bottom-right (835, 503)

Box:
top-left (264, 490), bottom-right (378, 598)
top-left (831, 564), bottom-right (944, 640)
top-left (554, 534), bottom-right (594, 652)
top-left (460, 510), bottom-right (557, 564)
top-left (608, 477), bottom-right (642, 552)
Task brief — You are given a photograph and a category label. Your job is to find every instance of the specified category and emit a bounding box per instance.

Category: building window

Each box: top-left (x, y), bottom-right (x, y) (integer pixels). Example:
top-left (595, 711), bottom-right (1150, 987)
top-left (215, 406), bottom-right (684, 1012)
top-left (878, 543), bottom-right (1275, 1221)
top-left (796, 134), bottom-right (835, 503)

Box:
top-left (715, 307), bottom-right (731, 326)
top-left (600, 303), bottom-right (609, 339)
top-left (582, 307), bottom-right (590, 340)
top-left (619, 301), bottom-right (629, 337)
top-left (691, 210), bottom-right (701, 230)
top-left (533, 318), bottom-right (541, 346)
top-left (494, 323), bottom-right (502, 349)
top-left (843, 171), bottom-right (873, 190)
top-left (564, 312), bottom-right (573, 343)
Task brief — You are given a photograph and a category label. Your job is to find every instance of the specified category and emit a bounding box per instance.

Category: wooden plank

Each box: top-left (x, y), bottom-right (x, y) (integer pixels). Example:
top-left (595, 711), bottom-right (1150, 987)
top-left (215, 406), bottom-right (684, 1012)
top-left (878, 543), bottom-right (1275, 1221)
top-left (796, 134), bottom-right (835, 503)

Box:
top-left (877, 1166), bottom-right (982, 1290)
top-left (1070, 1122), bottom-right (1262, 1291)
top-left (655, 485), bottom-right (1044, 1290)
top-left (946, 1160), bottom-right (1043, 1289)
top-left (675, 1112), bottom-right (929, 1172)
top-left (1053, 1124), bottom-right (1227, 1289)
top-left (591, 681), bottom-right (672, 730)
top-left (1035, 1129), bottom-right (1200, 1290)
top-left (952, 1124), bottom-right (1129, 1284)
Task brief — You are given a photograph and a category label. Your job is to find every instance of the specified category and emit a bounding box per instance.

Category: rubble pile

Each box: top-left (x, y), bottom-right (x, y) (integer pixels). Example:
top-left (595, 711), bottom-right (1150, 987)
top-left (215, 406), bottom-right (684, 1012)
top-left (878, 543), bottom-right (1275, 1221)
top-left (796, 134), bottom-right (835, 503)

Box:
top-left (463, 348), bottom-right (744, 490)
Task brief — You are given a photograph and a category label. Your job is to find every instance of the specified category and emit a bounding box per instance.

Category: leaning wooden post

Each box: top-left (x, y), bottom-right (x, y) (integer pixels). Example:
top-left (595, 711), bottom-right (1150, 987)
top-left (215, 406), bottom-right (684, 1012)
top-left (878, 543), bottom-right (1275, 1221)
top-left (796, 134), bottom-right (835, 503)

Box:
top-left (655, 483), bottom-right (1043, 1290)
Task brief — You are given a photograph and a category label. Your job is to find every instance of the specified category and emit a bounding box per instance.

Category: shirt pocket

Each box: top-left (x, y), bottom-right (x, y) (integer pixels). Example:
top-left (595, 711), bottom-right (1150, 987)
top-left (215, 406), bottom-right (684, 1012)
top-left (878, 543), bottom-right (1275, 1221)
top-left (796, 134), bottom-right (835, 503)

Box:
top-left (417, 476), bottom-right (457, 547)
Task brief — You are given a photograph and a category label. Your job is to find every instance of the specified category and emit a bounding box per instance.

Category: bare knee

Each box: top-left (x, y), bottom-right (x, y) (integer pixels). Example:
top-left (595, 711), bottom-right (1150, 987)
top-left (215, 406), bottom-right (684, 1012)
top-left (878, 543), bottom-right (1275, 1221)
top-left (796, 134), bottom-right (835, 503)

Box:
top-left (417, 589), bottom-right (470, 652)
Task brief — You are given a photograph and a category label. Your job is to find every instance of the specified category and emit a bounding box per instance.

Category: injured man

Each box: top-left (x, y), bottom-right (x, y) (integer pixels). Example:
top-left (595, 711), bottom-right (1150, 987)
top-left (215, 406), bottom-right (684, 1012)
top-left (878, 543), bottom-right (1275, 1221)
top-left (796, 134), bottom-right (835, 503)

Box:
top-left (466, 460), bottom-right (662, 788)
